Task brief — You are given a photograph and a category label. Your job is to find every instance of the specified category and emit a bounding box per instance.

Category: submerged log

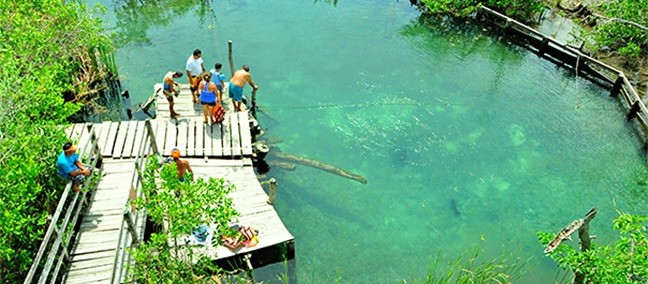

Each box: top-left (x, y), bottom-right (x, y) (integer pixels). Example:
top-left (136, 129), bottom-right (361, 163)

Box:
top-left (269, 161), bottom-right (296, 171)
top-left (272, 152), bottom-right (367, 184)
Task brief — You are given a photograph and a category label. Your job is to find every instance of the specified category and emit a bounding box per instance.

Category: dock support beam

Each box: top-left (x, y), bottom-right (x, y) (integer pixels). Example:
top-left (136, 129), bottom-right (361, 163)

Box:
top-left (267, 178), bottom-right (277, 205)
top-left (228, 40), bottom-right (235, 78)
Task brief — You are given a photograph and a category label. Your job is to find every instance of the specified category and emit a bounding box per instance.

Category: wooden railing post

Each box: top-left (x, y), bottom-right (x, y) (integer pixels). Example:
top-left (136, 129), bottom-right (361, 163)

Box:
top-left (123, 210), bottom-right (139, 246)
top-left (610, 74), bottom-right (624, 97)
top-left (267, 178), bottom-right (277, 205)
top-left (228, 40), bottom-right (235, 78)
top-left (145, 120), bottom-right (159, 155)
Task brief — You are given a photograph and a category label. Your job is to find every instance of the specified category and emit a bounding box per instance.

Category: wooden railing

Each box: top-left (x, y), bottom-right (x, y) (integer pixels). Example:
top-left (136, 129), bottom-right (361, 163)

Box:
top-left (110, 120), bottom-right (159, 283)
top-left (24, 126), bottom-right (103, 284)
top-left (477, 6), bottom-right (648, 150)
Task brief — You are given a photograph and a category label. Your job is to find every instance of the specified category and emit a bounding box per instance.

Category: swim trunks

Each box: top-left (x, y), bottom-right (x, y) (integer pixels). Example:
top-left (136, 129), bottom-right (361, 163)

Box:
top-left (229, 84), bottom-right (243, 102)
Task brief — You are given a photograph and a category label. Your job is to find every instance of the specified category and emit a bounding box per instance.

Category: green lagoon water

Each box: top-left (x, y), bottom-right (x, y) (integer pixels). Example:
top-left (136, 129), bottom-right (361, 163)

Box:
top-left (92, 0), bottom-right (648, 282)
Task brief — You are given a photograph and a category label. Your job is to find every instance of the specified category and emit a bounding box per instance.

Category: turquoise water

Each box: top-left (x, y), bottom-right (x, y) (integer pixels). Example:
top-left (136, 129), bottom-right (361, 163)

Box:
top-left (92, 0), bottom-right (648, 282)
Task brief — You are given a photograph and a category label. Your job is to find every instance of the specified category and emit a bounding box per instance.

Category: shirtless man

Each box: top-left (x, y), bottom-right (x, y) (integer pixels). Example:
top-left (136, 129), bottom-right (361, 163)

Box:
top-left (163, 71), bottom-right (183, 119)
top-left (170, 148), bottom-right (193, 182)
top-left (229, 65), bottom-right (259, 112)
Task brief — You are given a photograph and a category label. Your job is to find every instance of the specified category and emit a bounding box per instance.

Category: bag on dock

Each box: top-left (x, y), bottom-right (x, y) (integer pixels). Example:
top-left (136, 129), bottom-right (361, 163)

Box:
top-left (212, 102), bottom-right (226, 124)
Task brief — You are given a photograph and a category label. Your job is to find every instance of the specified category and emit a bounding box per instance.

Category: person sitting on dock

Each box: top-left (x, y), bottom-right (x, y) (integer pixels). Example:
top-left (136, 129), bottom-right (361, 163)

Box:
top-left (229, 65), bottom-right (259, 112)
top-left (198, 72), bottom-right (220, 124)
top-left (186, 49), bottom-right (205, 103)
top-left (57, 142), bottom-right (93, 193)
top-left (170, 148), bottom-right (193, 182)
top-left (163, 71), bottom-right (183, 119)
top-left (209, 63), bottom-right (226, 103)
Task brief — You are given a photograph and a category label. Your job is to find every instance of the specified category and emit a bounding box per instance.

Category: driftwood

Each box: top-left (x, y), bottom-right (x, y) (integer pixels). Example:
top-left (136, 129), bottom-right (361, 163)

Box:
top-left (544, 207), bottom-right (598, 254)
top-left (272, 152), bottom-right (367, 184)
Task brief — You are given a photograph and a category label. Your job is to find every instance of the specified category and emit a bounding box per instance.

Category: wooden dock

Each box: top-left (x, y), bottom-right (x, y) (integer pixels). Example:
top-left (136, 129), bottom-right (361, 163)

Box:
top-left (53, 84), bottom-right (293, 283)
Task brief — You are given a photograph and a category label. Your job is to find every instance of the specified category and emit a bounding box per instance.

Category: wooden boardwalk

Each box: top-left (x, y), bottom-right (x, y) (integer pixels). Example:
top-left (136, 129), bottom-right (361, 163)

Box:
top-left (59, 83), bottom-right (293, 283)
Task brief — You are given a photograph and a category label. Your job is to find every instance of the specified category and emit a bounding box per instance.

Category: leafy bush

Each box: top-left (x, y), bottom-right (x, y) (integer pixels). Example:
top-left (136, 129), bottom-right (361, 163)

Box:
top-left (130, 157), bottom-right (240, 282)
top-left (538, 213), bottom-right (648, 283)
top-left (0, 0), bottom-right (113, 281)
top-left (584, 0), bottom-right (648, 59)
top-left (419, 0), bottom-right (545, 22)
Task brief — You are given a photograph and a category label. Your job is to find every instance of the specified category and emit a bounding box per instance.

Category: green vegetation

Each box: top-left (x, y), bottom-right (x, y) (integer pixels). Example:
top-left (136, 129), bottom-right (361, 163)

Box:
top-left (419, 0), bottom-right (545, 22)
top-left (580, 0), bottom-right (648, 59)
top-left (0, 0), bottom-right (113, 282)
top-left (129, 157), bottom-right (241, 282)
top-left (414, 244), bottom-right (528, 283)
top-left (539, 213), bottom-right (648, 283)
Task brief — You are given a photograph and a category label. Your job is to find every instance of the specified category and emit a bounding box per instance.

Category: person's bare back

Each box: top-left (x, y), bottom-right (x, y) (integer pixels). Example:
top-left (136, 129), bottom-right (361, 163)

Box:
top-left (231, 69), bottom-right (251, 87)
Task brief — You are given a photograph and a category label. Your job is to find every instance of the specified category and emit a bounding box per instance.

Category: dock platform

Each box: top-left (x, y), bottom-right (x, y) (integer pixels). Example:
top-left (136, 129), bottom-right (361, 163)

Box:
top-left (58, 83), bottom-right (293, 283)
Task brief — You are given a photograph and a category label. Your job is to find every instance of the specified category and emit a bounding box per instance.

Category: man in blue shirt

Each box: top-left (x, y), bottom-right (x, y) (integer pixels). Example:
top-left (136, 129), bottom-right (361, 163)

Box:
top-left (57, 142), bottom-right (93, 192)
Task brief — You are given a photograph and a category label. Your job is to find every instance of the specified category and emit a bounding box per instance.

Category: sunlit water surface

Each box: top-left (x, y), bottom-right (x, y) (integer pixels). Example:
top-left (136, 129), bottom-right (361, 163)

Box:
top-left (91, 0), bottom-right (647, 282)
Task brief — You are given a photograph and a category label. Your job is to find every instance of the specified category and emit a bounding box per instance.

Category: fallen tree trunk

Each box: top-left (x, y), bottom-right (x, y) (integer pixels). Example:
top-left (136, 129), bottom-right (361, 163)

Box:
top-left (272, 152), bottom-right (367, 184)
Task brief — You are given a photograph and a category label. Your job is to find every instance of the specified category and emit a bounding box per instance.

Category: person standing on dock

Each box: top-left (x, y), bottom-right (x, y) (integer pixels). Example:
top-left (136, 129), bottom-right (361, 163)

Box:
top-left (229, 65), bottom-right (259, 112)
top-left (186, 49), bottom-right (205, 103)
top-left (163, 71), bottom-right (183, 119)
top-left (209, 62), bottom-right (226, 103)
top-left (198, 72), bottom-right (219, 124)
top-left (170, 148), bottom-right (193, 182)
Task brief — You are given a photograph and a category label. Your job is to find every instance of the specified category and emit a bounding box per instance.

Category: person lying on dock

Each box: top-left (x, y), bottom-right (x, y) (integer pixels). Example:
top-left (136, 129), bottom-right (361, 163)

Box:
top-left (57, 142), bottom-right (93, 192)
top-left (170, 148), bottom-right (193, 182)
top-left (163, 71), bottom-right (183, 119)
top-left (229, 65), bottom-right (259, 112)
top-left (186, 49), bottom-right (205, 103)
top-left (221, 225), bottom-right (259, 249)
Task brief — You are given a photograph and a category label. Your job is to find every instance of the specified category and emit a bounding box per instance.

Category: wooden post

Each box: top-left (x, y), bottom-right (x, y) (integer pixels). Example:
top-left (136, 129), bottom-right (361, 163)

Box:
top-left (123, 210), bottom-right (139, 246)
top-left (627, 101), bottom-right (641, 121)
top-left (610, 74), bottom-right (624, 97)
top-left (267, 178), bottom-right (277, 205)
top-left (145, 120), bottom-right (159, 155)
top-left (228, 40), bottom-right (235, 78)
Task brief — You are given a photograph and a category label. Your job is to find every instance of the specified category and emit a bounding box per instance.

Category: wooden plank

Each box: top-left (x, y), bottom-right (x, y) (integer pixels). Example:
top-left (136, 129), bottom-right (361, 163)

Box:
top-left (164, 120), bottom-right (177, 155)
top-left (120, 121), bottom-right (137, 158)
top-left (222, 114), bottom-right (232, 157)
top-left (230, 112), bottom-right (241, 157)
top-left (65, 124), bottom-right (76, 138)
top-left (131, 121), bottom-right (146, 158)
top-left (239, 111), bottom-right (253, 156)
top-left (111, 122), bottom-right (129, 158)
top-left (212, 121), bottom-right (223, 157)
top-left (102, 122), bottom-right (120, 157)
top-left (187, 119), bottom-right (195, 157)
top-left (195, 120), bottom-right (204, 157)
top-left (177, 119), bottom-right (188, 156)
top-left (204, 122), bottom-right (213, 158)
top-left (154, 119), bottom-right (166, 154)
top-left (97, 121), bottom-right (112, 154)
top-left (77, 124), bottom-right (91, 157)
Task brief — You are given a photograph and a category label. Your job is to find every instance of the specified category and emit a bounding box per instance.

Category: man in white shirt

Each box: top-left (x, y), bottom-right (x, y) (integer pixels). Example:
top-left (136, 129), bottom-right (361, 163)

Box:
top-left (186, 49), bottom-right (205, 103)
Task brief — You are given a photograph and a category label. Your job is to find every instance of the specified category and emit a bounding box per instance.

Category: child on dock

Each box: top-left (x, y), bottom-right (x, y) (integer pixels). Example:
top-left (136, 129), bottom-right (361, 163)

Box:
top-left (163, 71), bottom-right (183, 119)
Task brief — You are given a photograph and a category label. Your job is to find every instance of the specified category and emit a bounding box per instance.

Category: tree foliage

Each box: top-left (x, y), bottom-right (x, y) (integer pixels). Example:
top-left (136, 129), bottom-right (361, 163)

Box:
top-left (129, 157), bottom-right (241, 282)
top-left (538, 213), bottom-right (648, 283)
top-left (419, 0), bottom-right (545, 22)
top-left (0, 0), bottom-right (113, 282)
top-left (583, 0), bottom-right (648, 59)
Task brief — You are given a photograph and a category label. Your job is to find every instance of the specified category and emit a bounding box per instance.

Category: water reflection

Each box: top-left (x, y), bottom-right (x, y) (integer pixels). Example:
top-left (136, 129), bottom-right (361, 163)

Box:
top-left (111, 0), bottom-right (217, 47)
